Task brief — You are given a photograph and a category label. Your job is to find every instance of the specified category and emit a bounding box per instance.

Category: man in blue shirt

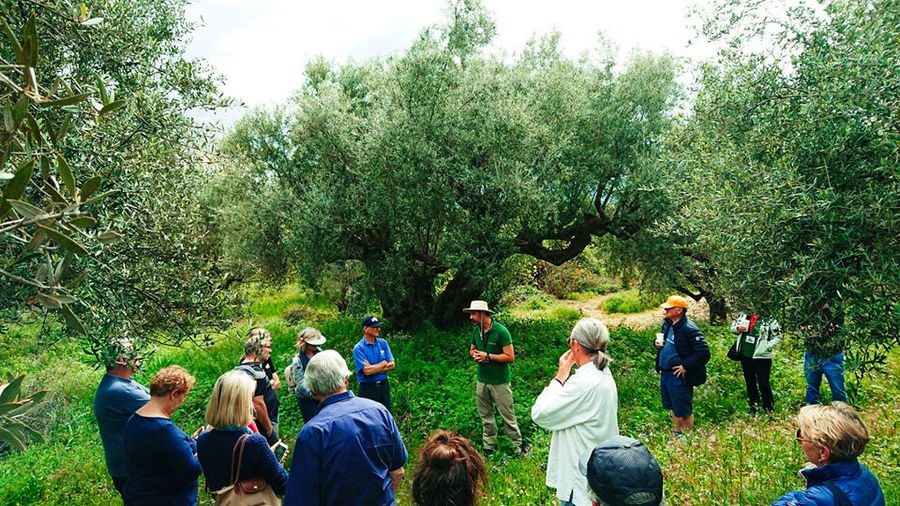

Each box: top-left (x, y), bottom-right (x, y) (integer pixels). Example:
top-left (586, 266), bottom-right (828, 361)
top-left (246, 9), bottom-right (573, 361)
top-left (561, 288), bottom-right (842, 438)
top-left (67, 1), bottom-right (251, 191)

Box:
top-left (285, 350), bottom-right (408, 506)
top-left (93, 339), bottom-right (150, 497)
top-left (653, 295), bottom-right (710, 439)
top-left (353, 316), bottom-right (396, 410)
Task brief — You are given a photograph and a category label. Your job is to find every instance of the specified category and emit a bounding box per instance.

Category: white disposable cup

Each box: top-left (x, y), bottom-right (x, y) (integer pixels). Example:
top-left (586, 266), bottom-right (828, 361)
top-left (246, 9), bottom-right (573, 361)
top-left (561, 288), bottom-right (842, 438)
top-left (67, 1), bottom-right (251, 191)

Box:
top-left (655, 333), bottom-right (664, 346)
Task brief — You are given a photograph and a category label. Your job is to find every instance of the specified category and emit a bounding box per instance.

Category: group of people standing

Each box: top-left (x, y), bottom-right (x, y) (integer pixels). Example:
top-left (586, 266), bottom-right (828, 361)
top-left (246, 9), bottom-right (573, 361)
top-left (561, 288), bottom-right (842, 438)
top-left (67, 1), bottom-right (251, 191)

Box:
top-left (93, 319), bottom-right (406, 506)
top-left (93, 295), bottom-right (884, 505)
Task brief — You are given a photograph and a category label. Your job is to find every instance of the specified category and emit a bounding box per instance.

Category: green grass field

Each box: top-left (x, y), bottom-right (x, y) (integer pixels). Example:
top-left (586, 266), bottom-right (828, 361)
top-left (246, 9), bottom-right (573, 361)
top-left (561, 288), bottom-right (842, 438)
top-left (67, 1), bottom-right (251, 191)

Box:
top-left (1, 287), bottom-right (898, 505)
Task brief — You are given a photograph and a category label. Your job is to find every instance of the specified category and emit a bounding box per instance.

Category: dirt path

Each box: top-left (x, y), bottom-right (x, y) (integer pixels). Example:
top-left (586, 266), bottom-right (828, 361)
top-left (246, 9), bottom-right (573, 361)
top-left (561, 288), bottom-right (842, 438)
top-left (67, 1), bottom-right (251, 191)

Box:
top-left (563, 292), bottom-right (709, 330)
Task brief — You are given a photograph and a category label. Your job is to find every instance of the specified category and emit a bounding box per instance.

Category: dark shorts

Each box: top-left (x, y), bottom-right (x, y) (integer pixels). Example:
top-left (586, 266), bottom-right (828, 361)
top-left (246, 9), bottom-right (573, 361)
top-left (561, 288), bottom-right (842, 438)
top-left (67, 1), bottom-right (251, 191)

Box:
top-left (660, 371), bottom-right (694, 417)
top-left (358, 380), bottom-right (391, 411)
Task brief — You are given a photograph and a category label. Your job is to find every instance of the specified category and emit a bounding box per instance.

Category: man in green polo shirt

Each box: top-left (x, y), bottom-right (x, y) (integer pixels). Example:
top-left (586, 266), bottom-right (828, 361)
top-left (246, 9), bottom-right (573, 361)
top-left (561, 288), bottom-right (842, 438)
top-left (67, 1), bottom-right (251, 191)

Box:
top-left (464, 300), bottom-right (524, 455)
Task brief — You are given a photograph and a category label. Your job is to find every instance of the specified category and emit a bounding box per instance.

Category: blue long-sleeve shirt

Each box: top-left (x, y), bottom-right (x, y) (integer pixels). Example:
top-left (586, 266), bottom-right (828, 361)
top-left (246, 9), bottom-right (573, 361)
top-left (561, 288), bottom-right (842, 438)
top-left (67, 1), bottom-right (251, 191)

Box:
top-left (197, 428), bottom-right (288, 494)
top-left (94, 374), bottom-right (150, 478)
top-left (123, 413), bottom-right (202, 505)
top-left (284, 391), bottom-right (407, 506)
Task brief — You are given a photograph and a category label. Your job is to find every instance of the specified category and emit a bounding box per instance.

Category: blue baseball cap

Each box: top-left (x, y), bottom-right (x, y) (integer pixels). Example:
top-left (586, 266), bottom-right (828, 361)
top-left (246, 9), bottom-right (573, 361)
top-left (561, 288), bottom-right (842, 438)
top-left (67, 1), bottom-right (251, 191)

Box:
top-left (362, 316), bottom-right (382, 328)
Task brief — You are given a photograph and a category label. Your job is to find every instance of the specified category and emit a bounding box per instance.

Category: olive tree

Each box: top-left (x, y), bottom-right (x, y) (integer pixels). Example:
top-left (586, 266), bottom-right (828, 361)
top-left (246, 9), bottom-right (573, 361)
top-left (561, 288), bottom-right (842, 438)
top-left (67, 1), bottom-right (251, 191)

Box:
top-left (221, 0), bottom-right (680, 328)
top-left (1, 0), bottom-right (237, 362)
top-left (667, 0), bottom-right (900, 384)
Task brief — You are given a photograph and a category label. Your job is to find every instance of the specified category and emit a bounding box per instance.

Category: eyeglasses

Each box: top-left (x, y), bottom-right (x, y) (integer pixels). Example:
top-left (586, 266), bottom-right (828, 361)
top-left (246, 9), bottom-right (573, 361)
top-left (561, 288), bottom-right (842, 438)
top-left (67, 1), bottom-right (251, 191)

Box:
top-left (795, 429), bottom-right (815, 444)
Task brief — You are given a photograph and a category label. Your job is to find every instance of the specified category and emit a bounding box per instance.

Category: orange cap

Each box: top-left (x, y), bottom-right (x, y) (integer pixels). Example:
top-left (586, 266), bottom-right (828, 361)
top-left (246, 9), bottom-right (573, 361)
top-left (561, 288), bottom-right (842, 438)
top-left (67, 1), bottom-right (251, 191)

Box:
top-left (661, 295), bottom-right (689, 309)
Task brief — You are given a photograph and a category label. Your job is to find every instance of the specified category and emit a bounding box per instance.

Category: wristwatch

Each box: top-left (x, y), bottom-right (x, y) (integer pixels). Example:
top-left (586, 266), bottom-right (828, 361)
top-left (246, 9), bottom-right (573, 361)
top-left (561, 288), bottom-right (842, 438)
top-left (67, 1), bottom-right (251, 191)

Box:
top-left (485, 353), bottom-right (491, 362)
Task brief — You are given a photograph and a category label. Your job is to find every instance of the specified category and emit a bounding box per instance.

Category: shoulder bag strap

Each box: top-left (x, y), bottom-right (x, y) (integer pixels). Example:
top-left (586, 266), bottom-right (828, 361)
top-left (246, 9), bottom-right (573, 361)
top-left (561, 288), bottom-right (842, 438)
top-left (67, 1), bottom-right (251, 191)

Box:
top-left (821, 480), bottom-right (853, 506)
top-left (230, 433), bottom-right (250, 487)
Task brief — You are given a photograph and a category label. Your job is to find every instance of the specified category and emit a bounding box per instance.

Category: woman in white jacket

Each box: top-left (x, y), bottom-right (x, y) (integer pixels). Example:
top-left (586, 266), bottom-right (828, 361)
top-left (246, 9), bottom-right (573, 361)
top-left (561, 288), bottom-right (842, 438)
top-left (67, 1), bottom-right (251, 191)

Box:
top-left (730, 312), bottom-right (782, 414)
top-left (531, 318), bottom-right (619, 506)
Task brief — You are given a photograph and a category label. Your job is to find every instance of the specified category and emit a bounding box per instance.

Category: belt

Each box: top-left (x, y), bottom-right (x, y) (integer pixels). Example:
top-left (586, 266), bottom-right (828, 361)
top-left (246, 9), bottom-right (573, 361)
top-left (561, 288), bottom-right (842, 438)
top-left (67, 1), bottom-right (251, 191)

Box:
top-left (364, 380), bottom-right (386, 386)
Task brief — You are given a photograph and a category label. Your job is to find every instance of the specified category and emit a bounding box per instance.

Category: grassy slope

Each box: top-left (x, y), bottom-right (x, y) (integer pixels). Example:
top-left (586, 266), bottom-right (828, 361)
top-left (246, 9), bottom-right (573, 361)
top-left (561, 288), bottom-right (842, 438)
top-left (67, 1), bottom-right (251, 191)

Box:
top-left (1, 291), bottom-right (898, 505)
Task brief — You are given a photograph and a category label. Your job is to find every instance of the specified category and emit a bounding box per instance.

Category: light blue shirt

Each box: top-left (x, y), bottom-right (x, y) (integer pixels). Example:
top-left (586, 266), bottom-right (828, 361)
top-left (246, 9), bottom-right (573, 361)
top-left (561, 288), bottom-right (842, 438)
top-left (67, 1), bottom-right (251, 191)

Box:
top-left (353, 337), bottom-right (394, 383)
top-left (94, 374), bottom-right (150, 478)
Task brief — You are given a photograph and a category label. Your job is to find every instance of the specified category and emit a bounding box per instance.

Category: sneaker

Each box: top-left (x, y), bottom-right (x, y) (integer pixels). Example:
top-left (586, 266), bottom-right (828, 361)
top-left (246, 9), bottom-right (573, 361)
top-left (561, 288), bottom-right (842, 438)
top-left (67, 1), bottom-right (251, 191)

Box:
top-left (483, 447), bottom-right (496, 455)
top-left (515, 444), bottom-right (531, 457)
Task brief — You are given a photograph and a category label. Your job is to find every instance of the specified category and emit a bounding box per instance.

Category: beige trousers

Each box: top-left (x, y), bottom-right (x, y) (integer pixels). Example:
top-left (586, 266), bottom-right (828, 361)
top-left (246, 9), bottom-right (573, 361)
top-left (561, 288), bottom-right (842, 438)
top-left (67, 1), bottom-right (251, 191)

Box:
top-left (476, 381), bottom-right (522, 450)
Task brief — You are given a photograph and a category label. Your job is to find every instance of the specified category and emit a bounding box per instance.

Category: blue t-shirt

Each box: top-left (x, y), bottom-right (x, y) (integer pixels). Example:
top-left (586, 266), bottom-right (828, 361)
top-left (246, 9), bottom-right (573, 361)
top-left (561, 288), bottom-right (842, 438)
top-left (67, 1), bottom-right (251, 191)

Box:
top-left (94, 374), bottom-right (150, 478)
top-left (657, 326), bottom-right (680, 370)
top-left (283, 391), bottom-right (408, 506)
top-left (353, 338), bottom-right (394, 383)
top-left (124, 413), bottom-right (202, 505)
top-left (197, 428), bottom-right (288, 494)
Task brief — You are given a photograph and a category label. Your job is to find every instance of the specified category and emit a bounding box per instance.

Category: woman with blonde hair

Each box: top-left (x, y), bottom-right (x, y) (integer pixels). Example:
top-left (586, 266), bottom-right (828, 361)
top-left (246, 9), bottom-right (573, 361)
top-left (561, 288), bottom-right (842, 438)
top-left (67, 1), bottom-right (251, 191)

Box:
top-left (531, 318), bottom-right (619, 506)
top-left (197, 370), bottom-right (288, 500)
top-left (123, 365), bottom-right (202, 505)
top-left (288, 327), bottom-right (327, 422)
top-left (412, 430), bottom-right (488, 506)
top-left (773, 402), bottom-right (884, 505)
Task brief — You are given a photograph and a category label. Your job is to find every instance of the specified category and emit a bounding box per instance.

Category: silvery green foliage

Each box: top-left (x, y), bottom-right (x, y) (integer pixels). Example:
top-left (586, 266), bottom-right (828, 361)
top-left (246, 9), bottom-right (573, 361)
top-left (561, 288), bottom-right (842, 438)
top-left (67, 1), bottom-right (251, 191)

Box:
top-left (664, 0), bottom-right (900, 388)
top-left (2, 1), bottom-right (238, 364)
top-left (218, 0), bottom-right (680, 328)
top-left (0, 374), bottom-right (47, 450)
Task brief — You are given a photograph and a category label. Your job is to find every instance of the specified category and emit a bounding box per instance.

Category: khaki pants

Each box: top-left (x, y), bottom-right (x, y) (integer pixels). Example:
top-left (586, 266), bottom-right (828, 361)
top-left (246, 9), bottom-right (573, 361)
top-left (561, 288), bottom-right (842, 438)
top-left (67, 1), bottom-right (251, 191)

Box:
top-left (476, 381), bottom-right (522, 451)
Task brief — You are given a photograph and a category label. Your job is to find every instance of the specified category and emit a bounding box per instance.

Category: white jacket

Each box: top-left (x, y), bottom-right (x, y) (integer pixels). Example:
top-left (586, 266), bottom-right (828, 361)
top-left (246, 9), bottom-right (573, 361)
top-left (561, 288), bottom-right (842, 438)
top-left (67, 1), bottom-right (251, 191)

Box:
top-left (531, 363), bottom-right (619, 506)
top-left (730, 313), bottom-right (782, 359)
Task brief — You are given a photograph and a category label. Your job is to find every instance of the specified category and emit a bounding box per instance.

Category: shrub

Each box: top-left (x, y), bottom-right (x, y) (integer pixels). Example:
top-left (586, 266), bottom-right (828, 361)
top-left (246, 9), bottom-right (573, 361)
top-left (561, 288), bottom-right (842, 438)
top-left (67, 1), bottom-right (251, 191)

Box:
top-left (549, 305), bottom-right (581, 321)
top-left (535, 260), bottom-right (615, 299)
top-left (600, 290), bottom-right (660, 314)
top-left (501, 286), bottom-right (554, 310)
top-left (281, 305), bottom-right (334, 324)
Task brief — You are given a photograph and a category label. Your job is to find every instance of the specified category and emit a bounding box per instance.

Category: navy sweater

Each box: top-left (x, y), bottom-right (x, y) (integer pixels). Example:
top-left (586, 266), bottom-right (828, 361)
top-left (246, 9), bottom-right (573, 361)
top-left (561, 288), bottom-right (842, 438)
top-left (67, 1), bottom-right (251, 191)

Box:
top-left (197, 428), bottom-right (288, 494)
top-left (123, 414), bottom-right (202, 505)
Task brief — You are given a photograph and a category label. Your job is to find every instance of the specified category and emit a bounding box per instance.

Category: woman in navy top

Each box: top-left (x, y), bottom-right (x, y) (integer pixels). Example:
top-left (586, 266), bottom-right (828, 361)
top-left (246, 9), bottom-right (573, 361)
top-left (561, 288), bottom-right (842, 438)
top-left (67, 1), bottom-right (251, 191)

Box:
top-left (197, 370), bottom-right (289, 496)
top-left (124, 365), bottom-right (202, 505)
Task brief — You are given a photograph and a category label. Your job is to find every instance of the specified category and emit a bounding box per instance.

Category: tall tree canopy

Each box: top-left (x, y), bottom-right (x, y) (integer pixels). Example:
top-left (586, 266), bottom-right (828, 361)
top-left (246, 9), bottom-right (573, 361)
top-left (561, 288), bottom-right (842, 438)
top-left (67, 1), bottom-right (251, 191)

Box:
top-left (1, 0), bottom-right (236, 362)
top-left (220, 0), bottom-right (680, 328)
top-left (650, 0), bottom-right (900, 381)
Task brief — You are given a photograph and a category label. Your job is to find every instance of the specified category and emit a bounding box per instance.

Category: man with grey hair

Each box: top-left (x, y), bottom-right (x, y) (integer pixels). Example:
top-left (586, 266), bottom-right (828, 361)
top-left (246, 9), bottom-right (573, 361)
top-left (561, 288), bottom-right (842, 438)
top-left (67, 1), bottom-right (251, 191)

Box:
top-left (235, 328), bottom-right (279, 444)
top-left (94, 339), bottom-right (149, 497)
top-left (284, 350), bottom-right (408, 506)
top-left (532, 318), bottom-right (619, 506)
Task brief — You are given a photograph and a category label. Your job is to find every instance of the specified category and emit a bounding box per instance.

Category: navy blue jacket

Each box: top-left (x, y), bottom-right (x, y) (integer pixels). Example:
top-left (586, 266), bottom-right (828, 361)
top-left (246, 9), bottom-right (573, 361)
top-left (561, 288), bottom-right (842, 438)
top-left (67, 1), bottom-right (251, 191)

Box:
top-left (771, 459), bottom-right (885, 505)
top-left (655, 316), bottom-right (710, 386)
top-left (197, 428), bottom-right (288, 494)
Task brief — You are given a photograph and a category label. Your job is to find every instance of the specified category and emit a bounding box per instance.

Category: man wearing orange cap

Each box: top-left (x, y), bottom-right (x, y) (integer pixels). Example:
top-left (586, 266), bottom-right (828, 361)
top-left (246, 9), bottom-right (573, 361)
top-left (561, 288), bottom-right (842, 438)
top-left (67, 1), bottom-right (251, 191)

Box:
top-left (653, 295), bottom-right (710, 438)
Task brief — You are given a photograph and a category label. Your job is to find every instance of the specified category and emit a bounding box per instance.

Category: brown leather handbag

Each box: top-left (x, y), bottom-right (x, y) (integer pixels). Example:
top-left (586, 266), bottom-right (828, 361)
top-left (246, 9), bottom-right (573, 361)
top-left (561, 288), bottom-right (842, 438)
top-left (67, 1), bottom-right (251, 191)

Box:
top-left (213, 433), bottom-right (281, 506)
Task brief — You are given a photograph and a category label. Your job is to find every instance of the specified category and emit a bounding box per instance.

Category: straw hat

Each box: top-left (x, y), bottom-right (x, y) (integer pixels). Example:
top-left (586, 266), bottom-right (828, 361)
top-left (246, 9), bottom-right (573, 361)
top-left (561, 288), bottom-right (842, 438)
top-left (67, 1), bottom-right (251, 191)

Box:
top-left (462, 300), bottom-right (494, 314)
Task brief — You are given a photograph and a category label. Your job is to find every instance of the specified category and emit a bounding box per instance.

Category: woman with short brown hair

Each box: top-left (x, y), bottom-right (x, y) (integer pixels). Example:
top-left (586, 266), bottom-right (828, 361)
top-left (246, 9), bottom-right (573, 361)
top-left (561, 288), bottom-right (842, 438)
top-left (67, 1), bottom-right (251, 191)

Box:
top-left (123, 365), bottom-right (201, 505)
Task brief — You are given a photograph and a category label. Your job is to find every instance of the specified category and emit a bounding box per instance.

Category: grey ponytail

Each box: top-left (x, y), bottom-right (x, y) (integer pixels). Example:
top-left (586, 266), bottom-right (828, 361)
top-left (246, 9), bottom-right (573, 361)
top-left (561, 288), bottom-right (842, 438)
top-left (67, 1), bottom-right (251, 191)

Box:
top-left (570, 318), bottom-right (611, 370)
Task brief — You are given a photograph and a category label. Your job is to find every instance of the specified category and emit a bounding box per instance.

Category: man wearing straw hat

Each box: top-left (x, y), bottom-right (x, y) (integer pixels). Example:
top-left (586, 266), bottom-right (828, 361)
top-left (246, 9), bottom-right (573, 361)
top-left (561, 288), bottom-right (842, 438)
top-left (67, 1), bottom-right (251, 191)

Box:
top-left (464, 300), bottom-right (524, 455)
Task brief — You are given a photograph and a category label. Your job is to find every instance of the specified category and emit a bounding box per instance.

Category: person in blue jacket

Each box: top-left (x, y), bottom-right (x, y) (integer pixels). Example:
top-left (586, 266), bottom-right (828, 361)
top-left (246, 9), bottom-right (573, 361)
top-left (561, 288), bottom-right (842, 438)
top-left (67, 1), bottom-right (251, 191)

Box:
top-left (198, 370), bottom-right (288, 498)
top-left (123, 365), bottom-right (202, 505)
top-left (773, 402), bottom-right (884, 505)
top-left (653, 295), bottom-right (710, 438)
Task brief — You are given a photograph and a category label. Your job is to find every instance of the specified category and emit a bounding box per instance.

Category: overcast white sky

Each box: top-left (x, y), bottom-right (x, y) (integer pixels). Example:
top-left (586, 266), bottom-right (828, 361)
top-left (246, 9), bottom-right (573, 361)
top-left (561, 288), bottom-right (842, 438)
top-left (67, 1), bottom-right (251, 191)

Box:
top-left (184, 0), bottom-right (716, 125)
